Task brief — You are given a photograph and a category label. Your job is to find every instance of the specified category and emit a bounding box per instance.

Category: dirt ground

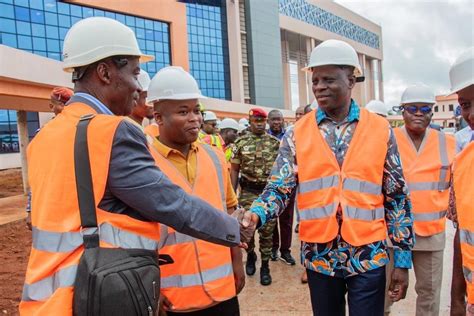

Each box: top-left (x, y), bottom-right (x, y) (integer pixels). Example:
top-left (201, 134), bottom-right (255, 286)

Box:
top-left (0, 168), bottom-right (24, 198)
top-left (0, 220), bottom-right (30, 315)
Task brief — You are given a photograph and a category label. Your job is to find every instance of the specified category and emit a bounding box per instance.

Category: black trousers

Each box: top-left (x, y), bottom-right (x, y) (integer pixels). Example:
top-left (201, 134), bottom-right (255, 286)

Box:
top-left (166, 297), bottom-right (239, 316)
top-left (307, 267), bottom-right (386, 316)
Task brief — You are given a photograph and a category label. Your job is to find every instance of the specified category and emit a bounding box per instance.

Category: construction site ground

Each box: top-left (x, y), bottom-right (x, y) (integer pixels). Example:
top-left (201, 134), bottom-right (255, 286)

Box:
top-left (0, 168), bottom-right (456, 315)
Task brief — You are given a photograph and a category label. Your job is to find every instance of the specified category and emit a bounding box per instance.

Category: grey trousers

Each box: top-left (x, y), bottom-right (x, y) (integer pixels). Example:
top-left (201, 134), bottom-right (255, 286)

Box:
top-left (385, 249), bottom-right (444, 316)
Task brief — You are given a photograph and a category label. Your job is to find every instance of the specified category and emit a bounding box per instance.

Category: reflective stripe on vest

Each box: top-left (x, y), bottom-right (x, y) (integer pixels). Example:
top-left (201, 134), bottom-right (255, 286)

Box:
top-left (22, 265), bottom-right (77, 301)
top-left (299, 175), bottom-right (339, 193)
top-left (413, 210), bottom-right (447, 222)
top-left (202, 144), bottom-right (226, 211)
top-left (158, 226), bottom-right (195, 249)
top-left (465, 266), bottom-right (473, 283)
top-left (461, 229), bottom-right (474, 246)
top-left (345, 206), bottom-right (385, 221)
top-left (299, 203), bottom-right (336, 220)
top-left (32, 223), bottom-right (159, 253)
top-left (161, 262), bottom-right (233, 289)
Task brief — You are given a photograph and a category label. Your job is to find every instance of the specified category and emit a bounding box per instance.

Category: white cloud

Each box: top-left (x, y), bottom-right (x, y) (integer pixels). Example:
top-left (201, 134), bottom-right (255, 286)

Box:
top-left (335, 0), bottom-right (474, 104)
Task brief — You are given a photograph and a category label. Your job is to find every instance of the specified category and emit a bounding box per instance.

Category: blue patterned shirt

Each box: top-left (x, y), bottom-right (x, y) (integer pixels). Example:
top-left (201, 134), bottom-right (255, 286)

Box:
top-left (250, 100), bottom-right (414, 277)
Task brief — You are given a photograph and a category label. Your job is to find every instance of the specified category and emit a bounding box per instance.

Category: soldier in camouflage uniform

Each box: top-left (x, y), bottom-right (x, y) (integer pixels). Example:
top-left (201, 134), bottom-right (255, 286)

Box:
top-left (230, 108), bottom-right (280, 286)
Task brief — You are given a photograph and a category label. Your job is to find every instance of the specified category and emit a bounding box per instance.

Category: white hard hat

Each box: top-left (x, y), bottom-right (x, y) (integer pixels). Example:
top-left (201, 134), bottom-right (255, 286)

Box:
top-left (449, 47), bottom-right (474, 94)
top-left (219, 118), bottom-right (239, 131)
top-left (304, 39), bottom-right (364, 82)
top-left (238, 123), bottom-right (247, 133)
top-left (365, 100), bottom-right (388, 116)
top-left (238, 118), bottom-right (249, 127)
top-left (310, 99), bottom-right (319, 110)
top-left (148, 66), bottom-right (206, 102)
top-left (137, 69), bottom-right (151, 92)
top-left (62, 17), bottom-right (153, 72)
top-left (400, 83), bottom-right (436, 105)
top-left (203, 111), bottom-right (217, 122)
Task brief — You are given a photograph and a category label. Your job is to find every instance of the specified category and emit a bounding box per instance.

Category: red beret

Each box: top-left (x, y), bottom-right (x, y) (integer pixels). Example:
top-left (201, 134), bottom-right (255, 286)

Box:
top-left (51, 87), bottom-right (74, 103)
top-left (249, 108), bottom-right (267, 118)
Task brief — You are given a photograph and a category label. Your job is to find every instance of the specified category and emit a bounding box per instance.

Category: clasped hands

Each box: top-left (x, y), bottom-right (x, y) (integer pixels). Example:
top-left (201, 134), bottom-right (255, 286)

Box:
top-left (231, 207), bottom-right (259, 249)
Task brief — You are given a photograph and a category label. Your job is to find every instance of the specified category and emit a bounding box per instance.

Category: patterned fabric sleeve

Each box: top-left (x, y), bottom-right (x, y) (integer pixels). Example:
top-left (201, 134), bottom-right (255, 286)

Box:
top-left (250, 127), bottom-right (298, 226)
top-left (447, 172), bottom-right (458, 227)
top-left (383, 128), bottom-right (414, 269)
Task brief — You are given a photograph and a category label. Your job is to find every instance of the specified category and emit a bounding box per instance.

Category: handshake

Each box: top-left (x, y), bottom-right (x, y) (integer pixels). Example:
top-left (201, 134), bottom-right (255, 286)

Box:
top-left (231, 207), bottom-right (260, 249)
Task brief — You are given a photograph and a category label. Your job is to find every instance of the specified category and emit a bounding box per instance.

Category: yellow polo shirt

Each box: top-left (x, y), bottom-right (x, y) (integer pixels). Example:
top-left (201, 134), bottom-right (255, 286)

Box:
top-left (154, 139), bottom-right (238, 209)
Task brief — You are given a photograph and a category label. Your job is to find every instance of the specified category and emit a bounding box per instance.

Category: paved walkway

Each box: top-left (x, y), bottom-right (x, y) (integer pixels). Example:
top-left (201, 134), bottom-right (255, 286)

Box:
top-left (239, 222), bottom-right (456, 315)
top-left (0, 194), bottom-right (27, 225)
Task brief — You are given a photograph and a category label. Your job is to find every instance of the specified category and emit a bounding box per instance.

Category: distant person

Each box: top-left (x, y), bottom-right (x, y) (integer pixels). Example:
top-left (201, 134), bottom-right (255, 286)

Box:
top-left (231, 108), bottom-right (280, 286)
top-left (365, 100), bottom-right (388, 118)
top-left (199, 110), bottom-right (225, 150)
top-left (386, 84), bottom-right (455, 316)
top-left (219, 118), bottom-right (240, 161)
top-left (295, 105), bottom-right (306, 121)
top-left (128, 69), bottom-right (154, 126)
top-left (267, 109), bottom-right (285, 140)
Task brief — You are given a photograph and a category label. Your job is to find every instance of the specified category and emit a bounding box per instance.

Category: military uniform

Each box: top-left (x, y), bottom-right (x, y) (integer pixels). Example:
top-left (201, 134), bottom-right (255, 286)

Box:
top-left (231, 132), bottom-right (280, 261)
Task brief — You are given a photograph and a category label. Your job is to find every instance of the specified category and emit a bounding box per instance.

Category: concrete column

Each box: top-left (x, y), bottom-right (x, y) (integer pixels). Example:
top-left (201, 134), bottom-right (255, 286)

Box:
top-left (226, 0), bottom-right (245, 103)
top-left (306, 38), bottom-right (316, 103)
top-left (359, 53), bottom-right (368, 106)
top-left (297, 36), bottom-right (309, 107)
top-left (16, 110), bottom-right (29, 194)
top-left (378, 59), bottom-right (384, 101)
top-left (281, 37), bottom-right (291, 109)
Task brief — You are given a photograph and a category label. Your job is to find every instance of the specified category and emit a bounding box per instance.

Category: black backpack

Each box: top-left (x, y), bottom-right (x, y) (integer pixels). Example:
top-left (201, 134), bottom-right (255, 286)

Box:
top-left (72, 114), bottom-right (172, 316)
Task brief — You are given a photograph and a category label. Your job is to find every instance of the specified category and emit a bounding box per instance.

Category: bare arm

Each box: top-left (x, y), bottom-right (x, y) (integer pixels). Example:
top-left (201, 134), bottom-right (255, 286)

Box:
top-left (230, 163), bottom-right (240, 192)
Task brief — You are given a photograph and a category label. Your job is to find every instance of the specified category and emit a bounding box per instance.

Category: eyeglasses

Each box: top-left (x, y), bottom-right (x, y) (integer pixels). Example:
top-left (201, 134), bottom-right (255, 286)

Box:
top-left (403, 105), bottom-right (432, 115)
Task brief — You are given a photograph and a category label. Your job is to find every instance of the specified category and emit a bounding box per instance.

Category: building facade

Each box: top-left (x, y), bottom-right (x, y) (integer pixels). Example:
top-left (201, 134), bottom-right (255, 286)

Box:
top-left (0, 0), bottom-right (383, 169)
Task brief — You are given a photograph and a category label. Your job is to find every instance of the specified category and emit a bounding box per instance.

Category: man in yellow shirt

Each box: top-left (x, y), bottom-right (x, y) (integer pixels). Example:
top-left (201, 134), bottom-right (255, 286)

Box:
top-left (148, 66), bottom-right (245, 315)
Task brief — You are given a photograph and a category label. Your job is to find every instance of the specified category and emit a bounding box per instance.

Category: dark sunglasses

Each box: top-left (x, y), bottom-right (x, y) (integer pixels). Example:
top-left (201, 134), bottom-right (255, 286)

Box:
top-left (403, 105), bottom-right (432, 115)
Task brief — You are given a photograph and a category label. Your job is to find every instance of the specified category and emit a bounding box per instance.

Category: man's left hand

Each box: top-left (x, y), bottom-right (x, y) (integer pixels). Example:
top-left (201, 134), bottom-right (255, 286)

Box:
top-left (388, 268), bottom-right (409, 302)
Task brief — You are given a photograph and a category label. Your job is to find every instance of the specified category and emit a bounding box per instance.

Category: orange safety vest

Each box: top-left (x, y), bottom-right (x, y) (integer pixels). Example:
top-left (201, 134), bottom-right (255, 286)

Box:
top-left (198, 130), bottom-right (225, 151)
top-left (20, 103), bottom-right (161, 315)
top-left (149, 140), bottom-right (236, 312)
top-left (294, 108), bottom-right (389, 246)
top-left (394, 128), bottom-right (455, 236)
top-left (453, 142), bottom-right (474, 304)
top-left (145, 123), bottom-right (159, 138)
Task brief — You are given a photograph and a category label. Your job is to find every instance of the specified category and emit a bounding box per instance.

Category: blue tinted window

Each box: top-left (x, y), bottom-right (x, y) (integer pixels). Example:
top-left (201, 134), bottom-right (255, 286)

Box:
top-left (69, 4), bottom-right (81, 17)
top-left (16, 20), bottom-right (31, 35)
top-left (1, 32), bottom-right (17, 46)
top-left (18, 34), bottom-right (32, 49)
top-left (31, 22), bottom-right (44, 36)
top-left (44, 12), bottom-right (57, 25)
top-left (58, 14), bottom-right (70, 27)
top-left (0, 17), bottom-right (16, 32)
top-left (0, 0), bottom-right (171, 91)
top-left (43, 0), bottom-right (56, 12)
top-left (82, 7), bottom-right (93, 17)
top-left (14, 0), bottom-right (28, 6)
top-left (45, 24), bottom-right (57, 38)
top-left (46, 38), bottom-right (58, 51)
top-left (30, 9), bottom-right (44, 23)
top-left (186, 2), bottom-right (230, 100)
top-left (32, 36), bottom-right (45, 50)
top-left (0, 3), bottom-right (15, 18)
top-left (29, 0), bottom-right (42, 10)
top-left (57, 1), bottom-right (68, 14)
top-left (15, 5), bottom-right (30, 21)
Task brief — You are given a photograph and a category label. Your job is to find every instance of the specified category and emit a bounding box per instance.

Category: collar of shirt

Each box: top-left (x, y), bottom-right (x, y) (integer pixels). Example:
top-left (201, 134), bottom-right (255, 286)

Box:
top-left (316, 99), bottom-right (360, 125)
top-left (267, 129), bottom-right (285, 140)
top-left (154, 139), bottom-right (199, 159)
top-left (69, 92), bottom-right (114, 115)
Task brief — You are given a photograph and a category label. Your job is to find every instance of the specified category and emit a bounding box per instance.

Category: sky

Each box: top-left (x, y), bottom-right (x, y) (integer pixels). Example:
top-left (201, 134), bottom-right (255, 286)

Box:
top-left (334, 0), bottom-right (474, 110)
